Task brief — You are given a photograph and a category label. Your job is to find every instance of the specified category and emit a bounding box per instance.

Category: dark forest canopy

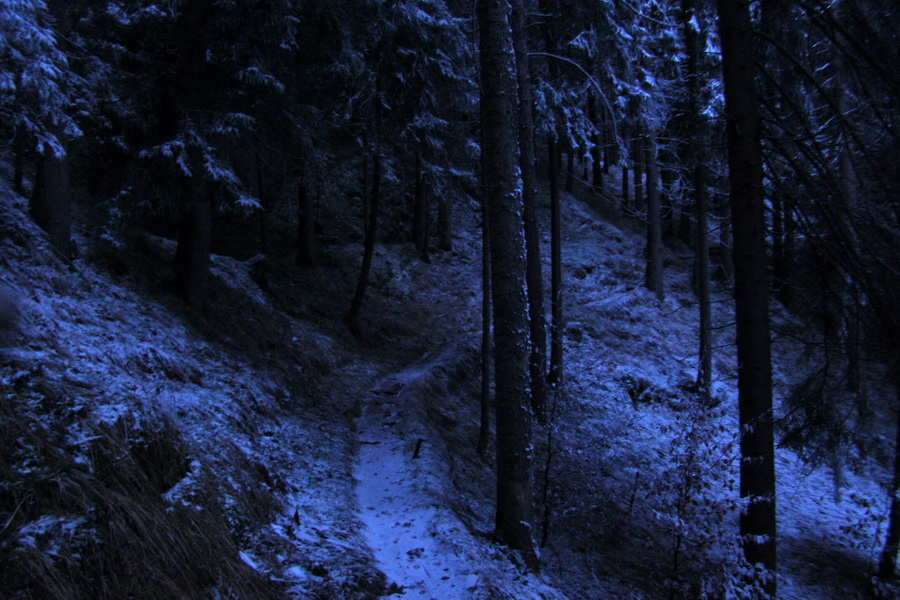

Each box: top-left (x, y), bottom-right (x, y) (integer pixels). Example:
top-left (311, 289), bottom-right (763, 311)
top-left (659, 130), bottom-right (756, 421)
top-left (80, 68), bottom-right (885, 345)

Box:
top-left (2, 1), bottom-right (900, 598)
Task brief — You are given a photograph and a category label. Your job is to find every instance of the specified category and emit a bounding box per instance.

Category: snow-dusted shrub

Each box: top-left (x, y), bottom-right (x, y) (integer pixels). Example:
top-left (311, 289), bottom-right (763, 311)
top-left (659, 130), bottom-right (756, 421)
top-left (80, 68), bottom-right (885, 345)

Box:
top-left (646, 396), bottom-right (742, 598)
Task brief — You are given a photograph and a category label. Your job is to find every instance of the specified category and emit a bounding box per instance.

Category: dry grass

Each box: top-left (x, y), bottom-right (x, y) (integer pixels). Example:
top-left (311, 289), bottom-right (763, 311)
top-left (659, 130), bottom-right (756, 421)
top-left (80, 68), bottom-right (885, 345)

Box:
top-left (0, 391), bottom-right (284, 600)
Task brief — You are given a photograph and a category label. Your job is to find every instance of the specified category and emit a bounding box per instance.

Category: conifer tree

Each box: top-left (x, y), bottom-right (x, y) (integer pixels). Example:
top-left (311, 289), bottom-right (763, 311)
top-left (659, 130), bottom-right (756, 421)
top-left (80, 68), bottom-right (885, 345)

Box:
top-left (477, 0), bottom-right (538, 570)
top-left (718, 0), bottom-right (777, 594)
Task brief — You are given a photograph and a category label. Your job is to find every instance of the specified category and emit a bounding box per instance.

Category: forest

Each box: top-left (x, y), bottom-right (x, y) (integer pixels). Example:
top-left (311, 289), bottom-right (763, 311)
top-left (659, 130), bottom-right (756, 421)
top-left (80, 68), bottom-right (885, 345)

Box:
top-left (1, 0), bottom-right (899, 598)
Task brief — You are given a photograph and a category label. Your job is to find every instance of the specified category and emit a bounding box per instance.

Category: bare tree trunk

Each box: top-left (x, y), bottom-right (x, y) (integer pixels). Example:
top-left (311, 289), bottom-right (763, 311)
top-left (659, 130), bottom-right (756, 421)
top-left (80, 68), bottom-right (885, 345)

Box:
top-left (361, 155), bottom-right (369, 229)
top-left (633, 135), bottom-right (644, 212)
top-left (512, 0), bottom-right (547, 421)
top-left (30, 126), bottom-right (72, 258)
top-left (477, 0), bottom-right (537, 570)
top-left (603, 123), bottom-right (613, 174)
top-left (718, 0), bottom-right (777, 594)
top-left (478, 193), bottom-right (493, 456)
top-left (347, 153), bottom-right (381, 337)
top-left (174, 181), bottom-right (212, 308)
top-left (695, 164), bottom-right (712, 398)
top-left (254, 150), bottom-right (268, 256)
top-left (412, 153), bottom-right (430, 262)
top-left (548, 136), bottom-right (563, 387)
top-left (437, 195), bottom-right (452, 251)
top-left (589, 94), bottom-right (603, 190)
top-left (680, 0), bottom-right (712, 398)
top-left (539, 0), bottom-right (563, 390)
top-left (31, 3), bottom-right (74, 257)
top-left (296, 181), bottom-right (316, 266)
top-left (644, 133), bottom-right (664, 300)
top-left (622, 164), bottom-right (630, 210)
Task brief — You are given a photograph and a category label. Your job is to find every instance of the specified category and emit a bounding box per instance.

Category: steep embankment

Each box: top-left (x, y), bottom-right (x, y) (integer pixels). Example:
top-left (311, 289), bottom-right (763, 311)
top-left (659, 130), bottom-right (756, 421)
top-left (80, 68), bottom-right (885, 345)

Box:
top-left (0, 177), bottom-right (565, 600)
top-left (2, 171), bottom-right (895, 600)
top-left (0, 184), bottom-right (381, 599)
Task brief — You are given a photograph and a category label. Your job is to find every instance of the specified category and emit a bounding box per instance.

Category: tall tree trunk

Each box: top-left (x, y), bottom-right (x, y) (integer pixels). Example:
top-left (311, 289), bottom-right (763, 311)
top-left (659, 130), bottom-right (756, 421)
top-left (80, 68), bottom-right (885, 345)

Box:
top-left (695, 164), bottom-right (712, 398)
top-left (539, 0), bottom-right (563, 389)
top-left (632, 135), bottom-right (645, 213)
top-left (361, 155), bottom-right (369, 229)
top-left (254, 150), bottom-right (268, 256)
top-left (437, 195), bottom-right (452, 251)
top-left (603, 123), bottom-right (613, 174)
top-left (644, 133), bottom-right (664, 299)
top-left (761, 0), bottom-right (799, 309)
top-left (589, 94), bottom-right (603, 190)
top-left (681, 0), bottom-right (712, 398)
top-left (296, 181), bottom-right (316, 266)
top-left (548, 136), bottom-right (563, 387)
top-left (622, 163), bottom-right (630, 210)
top-left (478, 192), bottom-right (493, 456)
top-left (31, 3), bottom-right (74, 257)
top-left (174, 181), bottom-right (212, 308)
top-left (31, 132), bottom-right (72, 258)
top-left (477, 0), bottom-right (537, 570)
top-left (659, 163), bottom-right (677, 238)
top-left (347, 153), bottom-right (381, 337)
top-left (412, 153), bottom-right (430, 261)
top-left (512, 0), bottom-right (547, 421)
top-left (718, 0), bottom-right (777, 594)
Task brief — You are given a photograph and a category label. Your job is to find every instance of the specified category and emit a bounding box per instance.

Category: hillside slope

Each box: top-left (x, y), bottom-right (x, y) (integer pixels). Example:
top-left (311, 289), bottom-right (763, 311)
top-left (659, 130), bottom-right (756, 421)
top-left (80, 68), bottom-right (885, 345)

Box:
top-left (1, 175), bottom-right (895, 600)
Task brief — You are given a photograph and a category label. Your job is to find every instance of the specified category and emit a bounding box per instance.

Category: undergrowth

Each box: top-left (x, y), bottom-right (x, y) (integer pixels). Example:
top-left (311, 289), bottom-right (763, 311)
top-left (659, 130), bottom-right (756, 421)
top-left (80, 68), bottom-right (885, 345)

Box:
top-left (0, 367), bottom-right (283, 600)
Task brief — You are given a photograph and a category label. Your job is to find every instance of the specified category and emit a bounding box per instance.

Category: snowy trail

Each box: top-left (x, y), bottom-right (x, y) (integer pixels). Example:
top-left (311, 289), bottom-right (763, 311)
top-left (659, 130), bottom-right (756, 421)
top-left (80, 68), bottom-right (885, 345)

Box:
top-left (355, 373), bottom-right (479, 599)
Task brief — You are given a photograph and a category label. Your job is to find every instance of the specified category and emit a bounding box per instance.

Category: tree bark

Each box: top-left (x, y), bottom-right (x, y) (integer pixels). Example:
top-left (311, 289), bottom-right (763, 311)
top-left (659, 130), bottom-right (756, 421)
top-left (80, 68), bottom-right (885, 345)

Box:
top-left (548, 136), bottom-right (563, 387)
top-left (477, 0), bottom-right (537, 569)
top-left (539, 0), bottom-right (563, 390)
top-left (632, 135), bottom-right (644, 212)
top-left (437, 195), bottom-right (452, 251)
top-left (174, 181), bottom-right (212, 308)
top-left (589, 94), bottom-right (603, 190)
top-left (30, 2), bottom-right (73, 257)
top-left (718, 0), bottom-right (777, 594)
top-left (512, 0), bottom-right (547, 421)
top-left (296, 181), bottom-right (316, 266)
top-left (254, 150), bottom-right (268, 256)
top-left (412, 153), bottom-right (430, 261)
top-left (31, 132), bottom-right (72, 259)
top-left (622, 164), bottom-right (630, 210)
top-left (478, 192), bottom-right (493, 456)
top-left (347, 153), bottom-right (381, 337)
top-left (644, 133), bottom-right (664, 300)
top-left (695, 164), bottom-right (712, 398)
top-left (603, 124), bottom-right (613, 174)
top-left (680, 0), bottom-right (712, 398)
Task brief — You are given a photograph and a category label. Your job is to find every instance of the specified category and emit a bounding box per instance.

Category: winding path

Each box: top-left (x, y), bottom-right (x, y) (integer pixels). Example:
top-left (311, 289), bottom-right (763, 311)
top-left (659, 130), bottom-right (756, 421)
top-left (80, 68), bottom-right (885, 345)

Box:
top-left (355, 370), bottom-right (478, 599)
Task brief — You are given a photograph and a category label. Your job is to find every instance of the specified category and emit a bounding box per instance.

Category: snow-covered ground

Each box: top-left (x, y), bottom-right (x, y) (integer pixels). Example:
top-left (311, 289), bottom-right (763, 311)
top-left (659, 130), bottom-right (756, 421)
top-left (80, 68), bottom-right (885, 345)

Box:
top-left (1, 173), bottom-right (895, 599)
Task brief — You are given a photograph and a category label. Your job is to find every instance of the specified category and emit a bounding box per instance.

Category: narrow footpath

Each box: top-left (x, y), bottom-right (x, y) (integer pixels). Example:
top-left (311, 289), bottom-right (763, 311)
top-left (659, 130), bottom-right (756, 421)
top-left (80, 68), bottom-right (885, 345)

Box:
top-left (354, 363), bottom-right (479, 599)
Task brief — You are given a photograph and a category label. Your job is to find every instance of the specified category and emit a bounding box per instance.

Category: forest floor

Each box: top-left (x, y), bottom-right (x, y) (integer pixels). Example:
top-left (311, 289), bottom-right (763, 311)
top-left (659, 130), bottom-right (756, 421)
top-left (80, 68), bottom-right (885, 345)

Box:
top-left (1, 171), bottom-right (897, 599)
